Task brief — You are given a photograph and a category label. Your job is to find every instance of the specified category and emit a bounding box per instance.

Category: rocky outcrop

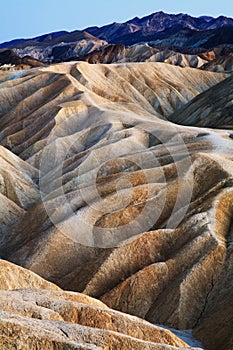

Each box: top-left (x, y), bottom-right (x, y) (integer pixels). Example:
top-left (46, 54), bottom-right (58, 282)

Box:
top-left (78, 44), bottom-right (208, 68)
top-left (0, 49), bottom-right (44, 70)
top-left (0, 311), bottom-right (199, 350)
top-left (0, 258), bottom-right (200, 349)
top-left (193, 219), bottom-right (233, 350)
top-left (201, 52), bottom-right (233, 72)
top-left (0, 259), bottom-right (60, 290)
top-left (0, 279), bottom-right (200, 349)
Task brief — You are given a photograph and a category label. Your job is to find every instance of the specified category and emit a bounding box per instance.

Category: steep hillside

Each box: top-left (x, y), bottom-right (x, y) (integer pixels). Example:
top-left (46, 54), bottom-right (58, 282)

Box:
top-left (169, 75), bottom-right (233, 128)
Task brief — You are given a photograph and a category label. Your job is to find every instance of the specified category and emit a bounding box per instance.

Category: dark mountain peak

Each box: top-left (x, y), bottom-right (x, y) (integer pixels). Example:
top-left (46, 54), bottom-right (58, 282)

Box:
top-left (127, 16), bottom-right (140, 23)
top-left (0, 38), bottom-right (27, 49)
top-left (218, 14), bottom-right (231, 19)
top-left (211, 15), bottom-right (233, 26)
top-left (33, 31), bottom-right (68, 43)
top-left (198, 15), bottom-right (213, 20)
top-left (152, 10), bottom-right (166, 16)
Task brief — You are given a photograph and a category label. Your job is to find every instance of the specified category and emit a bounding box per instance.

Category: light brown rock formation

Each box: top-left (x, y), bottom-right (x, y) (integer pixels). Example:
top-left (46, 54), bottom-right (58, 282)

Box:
top-left (147, 51), bottom-right (207, 68)
top-left (0, 310), bottom-right (200, 350)
top-left (0, 258), bottom-right (201, 349)
top-left (78, 44), bottom-right (208, 68)
top-left (0, 259), bottom-right (60, 290)
top-left (0, 145), bottom-right (39, 242)
top-left (0, 61), bottom-right (232, 349)
top-left (0, 274), bottom-right (200, 349)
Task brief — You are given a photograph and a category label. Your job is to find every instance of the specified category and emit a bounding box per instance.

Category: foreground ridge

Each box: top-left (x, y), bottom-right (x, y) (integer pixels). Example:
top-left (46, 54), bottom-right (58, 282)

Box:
top-left (0, 259), bottom-right (201, 349)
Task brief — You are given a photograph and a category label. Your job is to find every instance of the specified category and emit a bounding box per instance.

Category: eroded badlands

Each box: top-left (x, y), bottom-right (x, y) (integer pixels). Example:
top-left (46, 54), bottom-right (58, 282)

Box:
top-left (0, 61), bottom-right (232, 350)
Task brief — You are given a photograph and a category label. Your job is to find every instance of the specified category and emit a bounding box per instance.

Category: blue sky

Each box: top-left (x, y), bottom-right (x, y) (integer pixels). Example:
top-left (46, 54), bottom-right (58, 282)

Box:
top-left (1, 0), bottom-right (233, 43)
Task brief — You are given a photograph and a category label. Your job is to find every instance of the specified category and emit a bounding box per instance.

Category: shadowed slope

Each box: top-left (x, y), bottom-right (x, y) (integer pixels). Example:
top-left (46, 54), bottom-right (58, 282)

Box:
top-left (169, 75), bottom-right (233, 128)
top-left (201, 53), bottom-right (233, 73)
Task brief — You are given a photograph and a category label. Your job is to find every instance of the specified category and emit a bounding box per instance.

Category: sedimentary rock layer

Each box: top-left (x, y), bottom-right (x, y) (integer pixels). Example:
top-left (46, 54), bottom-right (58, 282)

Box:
top-left (0, 260), bottom-right (199, 350)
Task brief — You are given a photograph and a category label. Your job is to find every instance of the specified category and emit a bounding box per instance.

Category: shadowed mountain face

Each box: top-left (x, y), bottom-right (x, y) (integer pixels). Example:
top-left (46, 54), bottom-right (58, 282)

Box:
top-left (0, 49), bottom-right (45, 70)
top-left (0, 31), bottom-right (107, 63)
top-left (0, 60), bottom-right (232, 350)
top-left (1, 12), bottom-right (233, 67)
top-left (84, 12), bottom-right (233, 44)
top-left (169, 75), bottom-right (233, 128)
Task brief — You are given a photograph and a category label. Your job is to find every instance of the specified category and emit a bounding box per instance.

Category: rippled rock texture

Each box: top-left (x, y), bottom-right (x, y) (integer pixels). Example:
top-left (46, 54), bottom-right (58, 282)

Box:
top-left (0, 61), bottom-right (232, 349)
top-left (0, 260), bottom-right (200, 349)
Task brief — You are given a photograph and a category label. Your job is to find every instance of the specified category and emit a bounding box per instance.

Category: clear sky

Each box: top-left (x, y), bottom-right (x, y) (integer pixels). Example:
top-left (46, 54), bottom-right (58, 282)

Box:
top-left (1, 0), bottom-right (233, 43)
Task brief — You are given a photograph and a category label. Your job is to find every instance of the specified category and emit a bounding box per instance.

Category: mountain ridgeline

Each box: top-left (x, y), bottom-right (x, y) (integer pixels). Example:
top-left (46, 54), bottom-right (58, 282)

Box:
top-left (1, 11), bottom-right (233, 67)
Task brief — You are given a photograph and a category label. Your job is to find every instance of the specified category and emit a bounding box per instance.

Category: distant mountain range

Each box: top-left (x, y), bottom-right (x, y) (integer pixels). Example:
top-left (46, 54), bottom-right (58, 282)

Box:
top-left (86, 11), bottom-right (233, 45)
top-left (1, 11), bottom-right (233, 68)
